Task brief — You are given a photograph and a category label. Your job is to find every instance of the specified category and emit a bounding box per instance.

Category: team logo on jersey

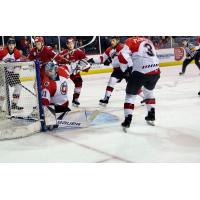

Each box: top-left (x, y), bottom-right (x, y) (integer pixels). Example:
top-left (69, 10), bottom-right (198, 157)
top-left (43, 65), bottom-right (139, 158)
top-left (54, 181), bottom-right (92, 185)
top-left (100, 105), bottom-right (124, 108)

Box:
top-left (44, 81), bottom-right (49, 87)
top-left (60, 81), bottom-right (68, 95)
top-left (33, 52), bottom-right (36, 56)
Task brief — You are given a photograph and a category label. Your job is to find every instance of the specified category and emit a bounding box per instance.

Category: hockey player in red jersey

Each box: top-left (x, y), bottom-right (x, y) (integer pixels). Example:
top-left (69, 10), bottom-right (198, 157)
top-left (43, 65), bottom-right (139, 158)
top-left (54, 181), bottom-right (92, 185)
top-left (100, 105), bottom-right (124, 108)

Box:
top-left (118, 37), bottom-right (160, 130)
top-left (0, 38), bottom-right (24, 110)
top-left (58, 38), bottom-right (88, 107)
top-left (28, 36), bottom-right (68, 81)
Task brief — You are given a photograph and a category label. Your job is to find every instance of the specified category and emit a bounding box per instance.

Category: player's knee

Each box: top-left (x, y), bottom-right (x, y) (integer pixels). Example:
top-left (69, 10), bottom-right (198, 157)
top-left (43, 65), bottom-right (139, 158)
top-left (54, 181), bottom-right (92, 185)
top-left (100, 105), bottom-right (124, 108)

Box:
top-left (74, 77), bottom-right (83, 86)
top-left (108, 77), bottom-right (118, 87)
top-left (143, 87), bottom-right (154, 99)
top-left (125, 93), bottom-right (137, 104)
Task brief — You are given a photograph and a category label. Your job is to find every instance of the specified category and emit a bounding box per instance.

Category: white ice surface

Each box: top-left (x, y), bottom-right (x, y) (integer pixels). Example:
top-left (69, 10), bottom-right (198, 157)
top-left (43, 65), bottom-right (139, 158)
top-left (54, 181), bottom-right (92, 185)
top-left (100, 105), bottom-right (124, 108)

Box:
top-left (0, 64), bottom-right (200, 162)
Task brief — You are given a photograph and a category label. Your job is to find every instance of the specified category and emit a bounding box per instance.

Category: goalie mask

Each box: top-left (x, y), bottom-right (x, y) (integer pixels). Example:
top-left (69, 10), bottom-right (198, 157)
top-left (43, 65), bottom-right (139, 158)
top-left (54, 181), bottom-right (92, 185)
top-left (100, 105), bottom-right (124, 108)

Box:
top-left (45, 61), bottom-right (58, 80)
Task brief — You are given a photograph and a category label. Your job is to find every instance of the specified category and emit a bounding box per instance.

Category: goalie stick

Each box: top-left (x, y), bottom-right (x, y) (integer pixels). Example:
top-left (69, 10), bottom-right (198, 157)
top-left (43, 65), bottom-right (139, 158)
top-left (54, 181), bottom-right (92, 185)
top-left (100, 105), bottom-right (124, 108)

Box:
top-left (44, 105), bottom-right (100, 129)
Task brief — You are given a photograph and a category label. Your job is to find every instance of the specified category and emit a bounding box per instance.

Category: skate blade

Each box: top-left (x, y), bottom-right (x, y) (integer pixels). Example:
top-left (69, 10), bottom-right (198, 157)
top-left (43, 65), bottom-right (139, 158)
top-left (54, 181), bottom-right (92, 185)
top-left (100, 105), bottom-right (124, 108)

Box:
top-left (99, 102), bottom-right (107, 107)
top-left (72, 103), bottom-right (79, 107)
top-left (122, 126), bottom-right (129, 133)
top-left (146, 120), bottom-right (155, 126)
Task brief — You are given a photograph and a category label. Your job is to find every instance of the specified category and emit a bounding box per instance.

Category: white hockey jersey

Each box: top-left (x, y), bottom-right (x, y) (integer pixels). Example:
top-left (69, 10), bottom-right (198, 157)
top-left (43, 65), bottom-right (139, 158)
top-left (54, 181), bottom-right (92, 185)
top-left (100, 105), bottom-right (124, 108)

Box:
top-left (93, 43), bottom-right (123, 68)
top-left (118, 37), bottom-right (160, 74)
top-left (0, 47), bottom-right (21, 72)
top-left (41, 66), bottom-right (70, 106)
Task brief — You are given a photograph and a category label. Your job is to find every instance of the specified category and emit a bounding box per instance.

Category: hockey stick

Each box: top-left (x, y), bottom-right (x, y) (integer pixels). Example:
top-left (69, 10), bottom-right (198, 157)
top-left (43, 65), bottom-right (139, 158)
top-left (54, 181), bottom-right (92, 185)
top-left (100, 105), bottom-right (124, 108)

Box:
top-left (9, 115), bottom-right (37, 122)
top-left (20, 83), bottom-right (36, 97)
top-left (55, 109), bottom-right (99, 128)
top-left (77, 36), bottom-right (97, 50)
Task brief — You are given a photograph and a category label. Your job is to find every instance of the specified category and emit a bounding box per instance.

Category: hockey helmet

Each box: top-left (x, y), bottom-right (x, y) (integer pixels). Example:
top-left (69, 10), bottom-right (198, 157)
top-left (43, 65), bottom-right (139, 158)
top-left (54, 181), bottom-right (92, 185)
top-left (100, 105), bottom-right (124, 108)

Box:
top-left (34, 36), bottom-right (44, 43)
top-left (7, 38), bottom-right (16, 45)
top-left (45, 61), bottom-right (58, 80)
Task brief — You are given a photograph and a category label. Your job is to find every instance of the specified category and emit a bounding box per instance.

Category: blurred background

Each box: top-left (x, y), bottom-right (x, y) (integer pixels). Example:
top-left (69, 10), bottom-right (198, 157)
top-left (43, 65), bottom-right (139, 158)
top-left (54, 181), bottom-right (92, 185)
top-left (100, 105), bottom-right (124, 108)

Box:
top-left (0, 36), bottom-right (199, 56)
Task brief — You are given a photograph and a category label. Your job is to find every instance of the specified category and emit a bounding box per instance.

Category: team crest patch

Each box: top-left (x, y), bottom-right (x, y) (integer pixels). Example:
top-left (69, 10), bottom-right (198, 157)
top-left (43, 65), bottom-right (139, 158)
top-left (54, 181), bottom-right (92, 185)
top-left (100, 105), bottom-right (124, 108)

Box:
top-left (44, 81), bottom-right (49, 87)
top-left (60, 81), bottom-right (68, 95)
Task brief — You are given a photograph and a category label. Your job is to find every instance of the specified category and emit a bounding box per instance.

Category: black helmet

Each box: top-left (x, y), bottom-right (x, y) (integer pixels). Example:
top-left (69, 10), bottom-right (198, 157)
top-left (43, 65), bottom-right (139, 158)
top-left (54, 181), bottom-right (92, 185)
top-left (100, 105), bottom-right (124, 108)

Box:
top-left (111, 36), bottom-right (120, 41)
top-left (7, 38), bottom-right (16, 45)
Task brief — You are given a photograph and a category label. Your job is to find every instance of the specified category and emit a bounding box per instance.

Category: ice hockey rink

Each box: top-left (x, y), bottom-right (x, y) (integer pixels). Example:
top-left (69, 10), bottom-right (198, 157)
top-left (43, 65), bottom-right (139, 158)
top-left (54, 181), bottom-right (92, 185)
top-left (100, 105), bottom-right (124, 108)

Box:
top-left (0, 64), bottom-right (200, 163)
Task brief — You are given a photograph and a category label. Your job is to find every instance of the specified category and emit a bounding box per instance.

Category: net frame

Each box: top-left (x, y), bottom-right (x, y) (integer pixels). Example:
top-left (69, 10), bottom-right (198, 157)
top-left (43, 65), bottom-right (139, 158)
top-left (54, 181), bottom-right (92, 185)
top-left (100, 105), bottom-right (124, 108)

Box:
top-left (0, 61), bottom-right (44, 140)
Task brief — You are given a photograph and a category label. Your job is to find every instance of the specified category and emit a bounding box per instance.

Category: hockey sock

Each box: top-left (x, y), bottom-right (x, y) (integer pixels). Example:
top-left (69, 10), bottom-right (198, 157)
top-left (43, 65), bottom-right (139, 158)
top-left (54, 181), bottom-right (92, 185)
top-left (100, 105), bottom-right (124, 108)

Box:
top-left (124, 94), bottom-right (137, 117)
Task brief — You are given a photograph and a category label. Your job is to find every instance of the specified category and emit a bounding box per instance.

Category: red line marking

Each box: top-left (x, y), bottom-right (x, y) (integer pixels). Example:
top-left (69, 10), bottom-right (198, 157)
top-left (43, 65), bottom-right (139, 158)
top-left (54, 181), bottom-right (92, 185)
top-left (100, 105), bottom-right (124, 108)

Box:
top-left (51, 134), bottom-right (133, 163)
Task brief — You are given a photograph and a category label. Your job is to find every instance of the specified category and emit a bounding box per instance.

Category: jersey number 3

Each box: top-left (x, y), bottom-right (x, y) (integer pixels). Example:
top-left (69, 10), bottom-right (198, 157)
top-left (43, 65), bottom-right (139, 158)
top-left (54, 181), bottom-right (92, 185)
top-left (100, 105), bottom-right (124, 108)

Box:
top-left (144, 43), bottom-right (155, 57)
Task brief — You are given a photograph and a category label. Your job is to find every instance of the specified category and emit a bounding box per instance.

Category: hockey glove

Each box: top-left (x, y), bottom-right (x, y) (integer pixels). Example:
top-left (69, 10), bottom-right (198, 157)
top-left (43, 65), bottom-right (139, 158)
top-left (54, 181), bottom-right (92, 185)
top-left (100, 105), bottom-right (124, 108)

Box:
top-left (123, 67), bottom-right (133, 82)
top-left (87, 58), bottom-right (95, 64)
top-left (103, 57), bottom-right (112, 66)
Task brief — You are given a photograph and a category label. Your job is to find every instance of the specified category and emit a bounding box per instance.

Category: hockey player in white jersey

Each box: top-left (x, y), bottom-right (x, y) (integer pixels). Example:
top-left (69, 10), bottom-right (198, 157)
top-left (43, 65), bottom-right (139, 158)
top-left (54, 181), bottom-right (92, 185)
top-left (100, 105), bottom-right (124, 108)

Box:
top-left (41, 61), bottom-right (92, 129)
top-left (88, 36), bottom-right (143, 106)
top-left (41, 62), bottom-right (71, 113)
top-left (118, 37), bottom-right (160, 130)
top-left (42, 60), bottom-right (90, 112)
top-left (0, 38), bottom-right (23, 111)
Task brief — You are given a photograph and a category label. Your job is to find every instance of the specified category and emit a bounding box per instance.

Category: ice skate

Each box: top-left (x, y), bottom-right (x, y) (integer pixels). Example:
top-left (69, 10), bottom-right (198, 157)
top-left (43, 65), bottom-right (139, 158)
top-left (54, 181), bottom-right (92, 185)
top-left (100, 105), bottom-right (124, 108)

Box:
top-left (99, 97), bottom-right (109, 107)
top-left (121, 114), bottom-right (132, 132)
top-left (72, 99), bottom-right (80, 107)
top-left (145, 108), bottom-right (155, 126)
top-left (11, 103), bottom-right (24, 110)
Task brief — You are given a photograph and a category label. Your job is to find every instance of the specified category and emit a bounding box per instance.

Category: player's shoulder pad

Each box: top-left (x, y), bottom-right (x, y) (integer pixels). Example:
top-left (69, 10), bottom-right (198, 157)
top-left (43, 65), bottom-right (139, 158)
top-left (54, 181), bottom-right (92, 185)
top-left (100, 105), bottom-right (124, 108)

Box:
top-left (42, 76), bottom-right (51, 87)
top-left (0, 47), bottom-right (8, 57)
top-left (14, 48), bottom-right (22, 58)
top-left (105, 47), bottom-right (112, 56)
top-left (57, 66), bottom-right (70, 78)
top-left (60, 49), bottom-right (68, 55)
top-left (116, 43), bottom-right (124, 52)
top-left (29, 47), bottom-right (37, 53)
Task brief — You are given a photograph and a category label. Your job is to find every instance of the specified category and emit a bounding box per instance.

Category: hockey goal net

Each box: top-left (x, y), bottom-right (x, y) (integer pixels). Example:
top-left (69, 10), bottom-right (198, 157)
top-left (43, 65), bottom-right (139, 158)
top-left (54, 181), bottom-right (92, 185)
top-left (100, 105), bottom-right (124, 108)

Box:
top-left (0, 61), bottom-right (43, 140)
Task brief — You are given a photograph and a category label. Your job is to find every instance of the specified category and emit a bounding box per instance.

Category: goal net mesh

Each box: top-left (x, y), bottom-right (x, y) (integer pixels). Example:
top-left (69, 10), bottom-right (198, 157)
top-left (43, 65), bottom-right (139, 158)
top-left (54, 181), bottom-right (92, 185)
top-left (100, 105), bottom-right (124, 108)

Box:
top-left (0, 61), bottom-right (41, 140)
